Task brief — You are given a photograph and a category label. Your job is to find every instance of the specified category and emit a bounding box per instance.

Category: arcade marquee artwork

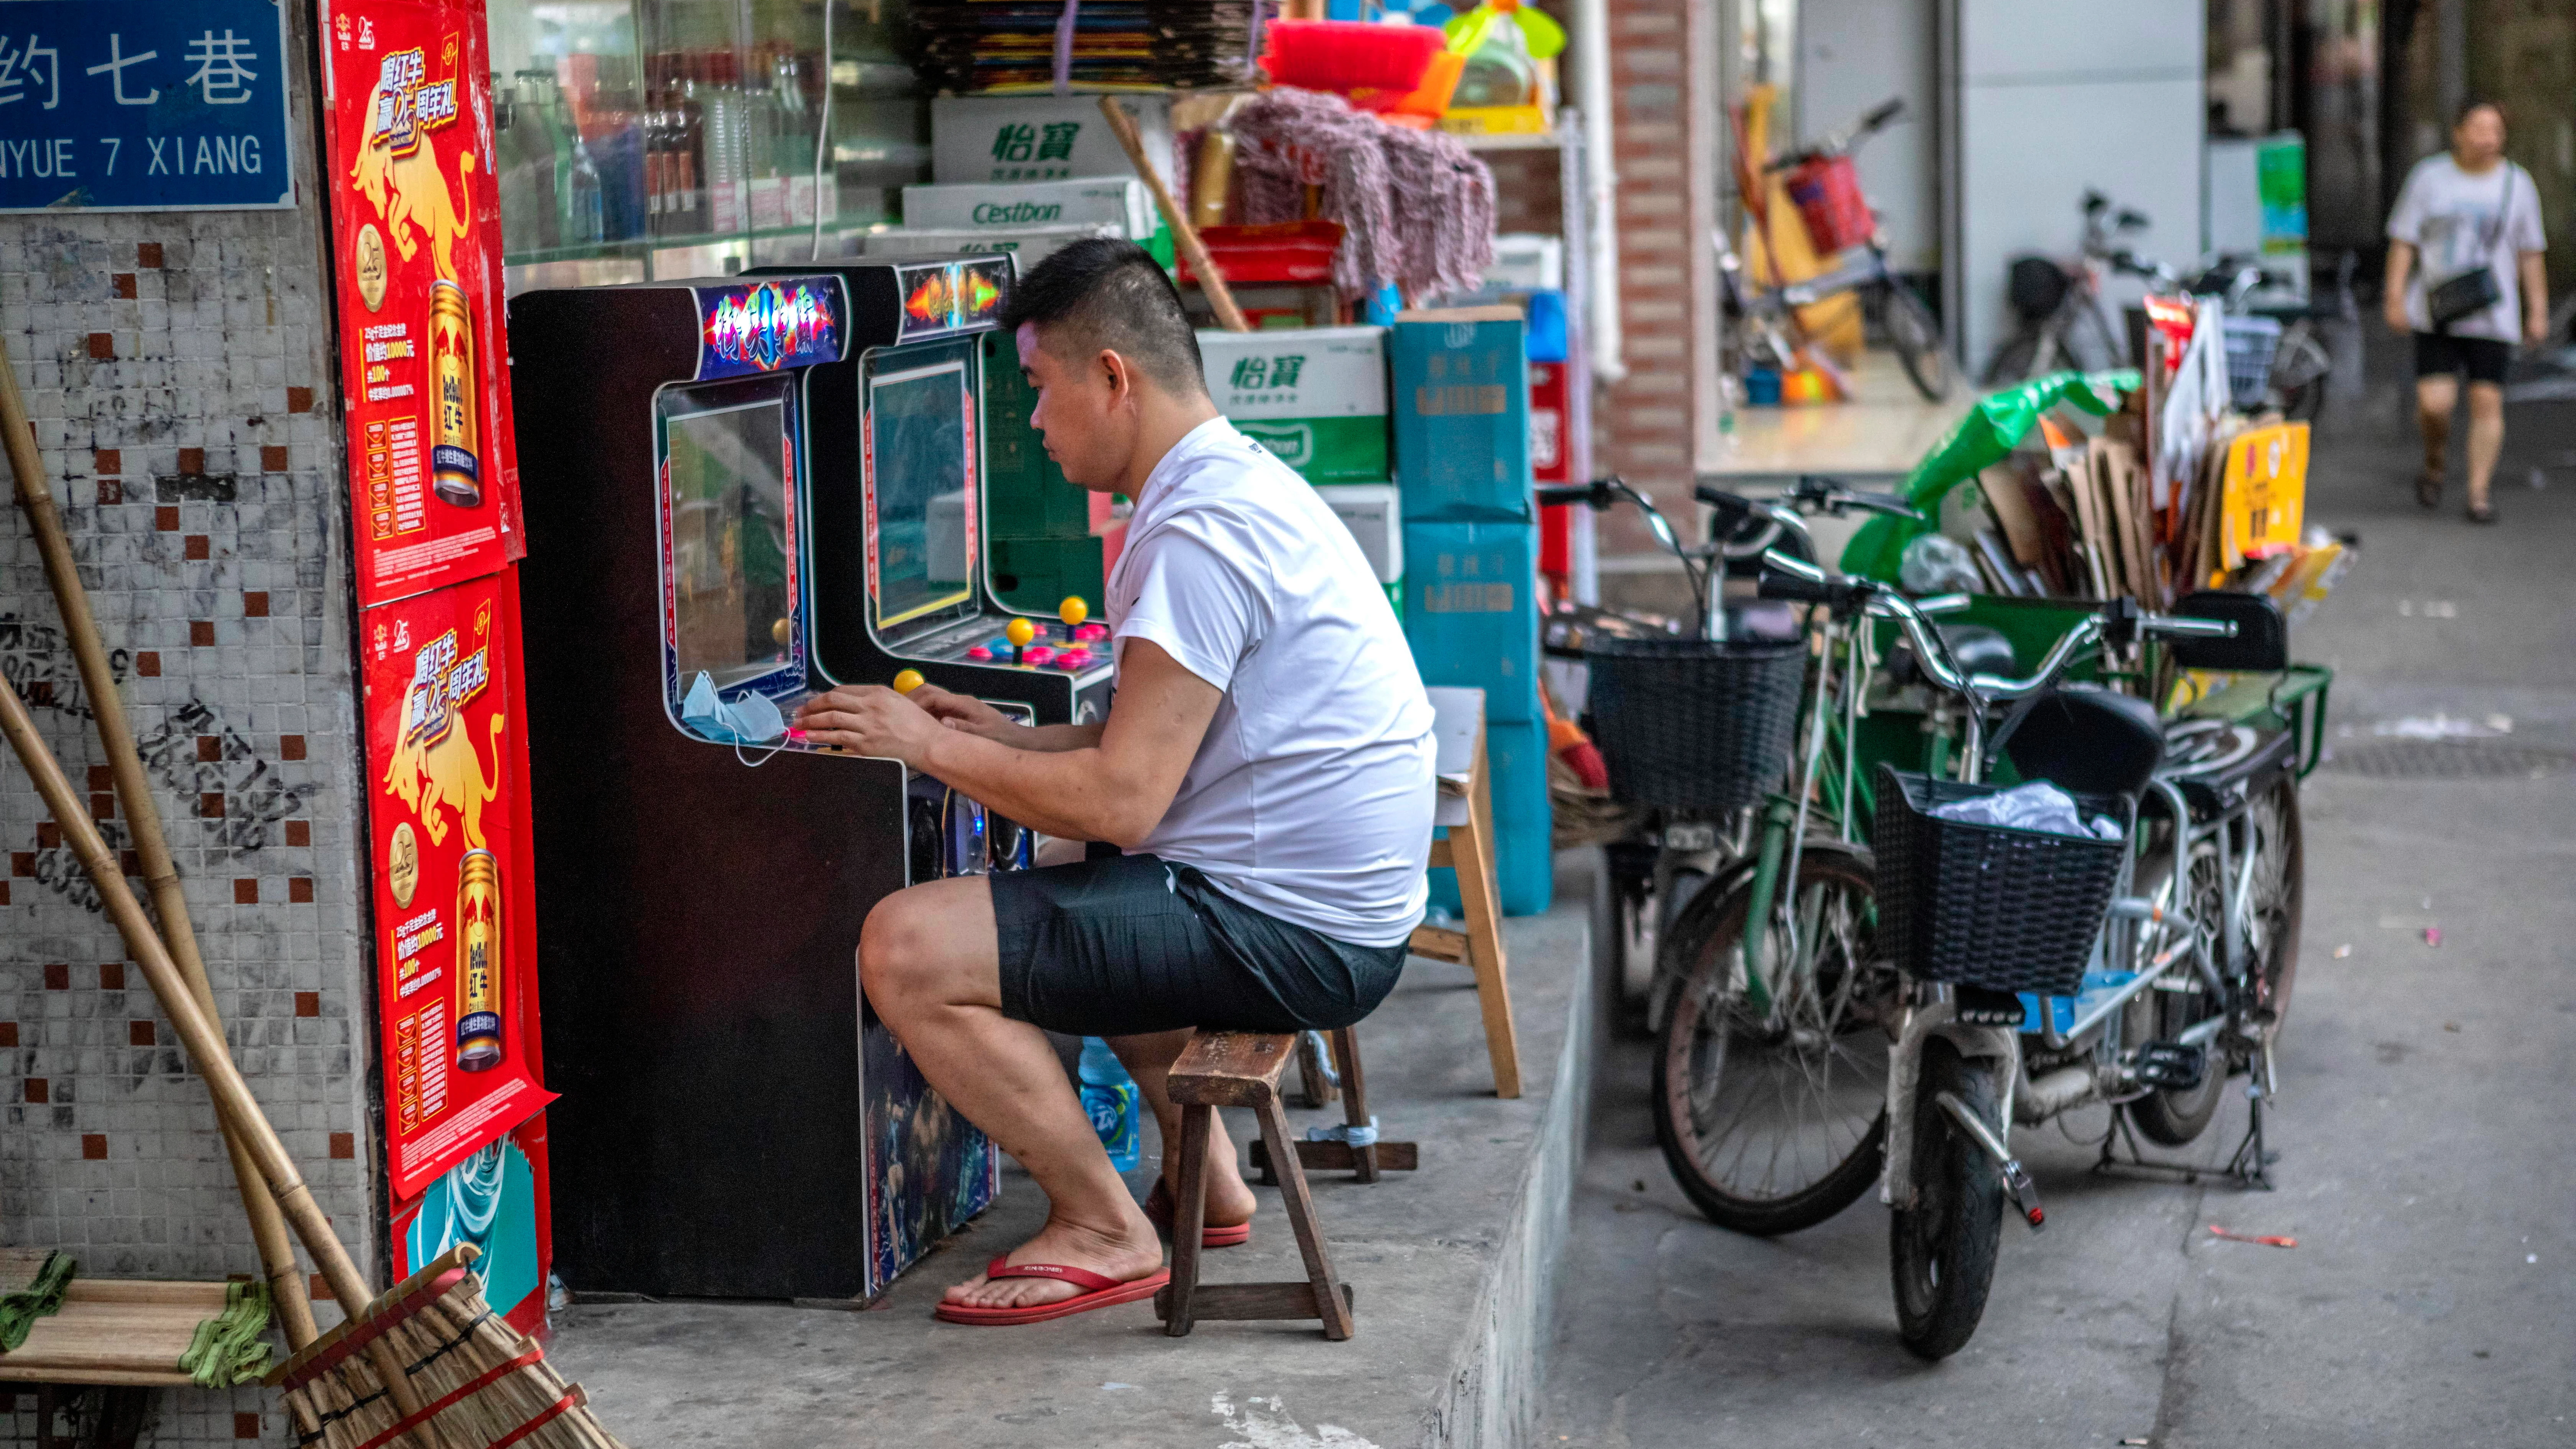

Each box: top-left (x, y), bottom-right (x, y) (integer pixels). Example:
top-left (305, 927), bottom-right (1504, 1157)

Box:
top-left (361, 568), bottom-right (553, 1203)
top-left (321, 0), bottom-right (523, 607)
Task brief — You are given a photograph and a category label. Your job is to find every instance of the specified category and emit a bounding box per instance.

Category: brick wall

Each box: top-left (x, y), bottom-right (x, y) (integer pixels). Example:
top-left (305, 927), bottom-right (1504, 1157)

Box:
top-left (1598, 0), bottom-right (1722, 614)
top-left (0, 5), bottom-right (376, 1443)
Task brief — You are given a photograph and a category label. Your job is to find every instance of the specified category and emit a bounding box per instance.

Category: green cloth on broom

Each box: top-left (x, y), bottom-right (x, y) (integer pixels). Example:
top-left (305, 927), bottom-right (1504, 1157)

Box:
top-left (179, 1278), bottom-right (276, 1388)
top-left (0, 1251), bottom-right (75, 1351)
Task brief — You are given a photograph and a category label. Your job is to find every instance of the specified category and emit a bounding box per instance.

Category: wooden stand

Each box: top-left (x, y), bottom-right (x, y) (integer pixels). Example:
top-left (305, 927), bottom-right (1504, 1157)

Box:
top-left (1156, 1033), bottom-right (1356, 1341)
top-left (1408, 688), bottom-right (1523, 1098)
top-left (1249, 1028), bottom-right (1419, 1184)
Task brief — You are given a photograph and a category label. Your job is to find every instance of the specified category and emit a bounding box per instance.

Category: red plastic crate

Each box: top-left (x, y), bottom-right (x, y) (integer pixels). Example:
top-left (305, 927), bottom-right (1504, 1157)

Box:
top-left (1786, 156), bottom-right (1875, 255)
top-left (1175, 221), bottom-right (1345, 288)
top-left (1258, 20), bottom-right (1442, 94)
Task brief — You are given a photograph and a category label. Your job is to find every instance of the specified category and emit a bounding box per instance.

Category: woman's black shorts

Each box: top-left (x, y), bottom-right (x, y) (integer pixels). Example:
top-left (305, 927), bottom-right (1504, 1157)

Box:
top-left (989, 852), bottom-right (1407, 1037)
top-left (2414, 331), bottom-right (2513, 385)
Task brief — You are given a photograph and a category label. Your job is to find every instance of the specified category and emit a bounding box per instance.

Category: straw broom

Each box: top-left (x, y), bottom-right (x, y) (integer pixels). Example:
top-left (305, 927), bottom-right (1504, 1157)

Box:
top-left (0, 671), bottom-right (623, 1449)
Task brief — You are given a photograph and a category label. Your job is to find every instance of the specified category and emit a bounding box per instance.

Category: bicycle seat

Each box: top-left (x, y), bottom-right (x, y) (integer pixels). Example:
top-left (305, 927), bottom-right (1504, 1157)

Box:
top-left (1885, 623), bottom-right (2016, 686)
top-left (2002, 685), bottom-right (2165, 798)
top-left (2155, 718), bottom-right (2298, 817)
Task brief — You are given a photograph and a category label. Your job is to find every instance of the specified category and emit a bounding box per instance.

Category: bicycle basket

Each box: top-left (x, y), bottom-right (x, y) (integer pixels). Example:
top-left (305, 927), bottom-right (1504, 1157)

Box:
top-left (2221, 315), bottom-right (2283, 410)
top-left (2007, 256), bottom-right (2070, 322)
top-left (1583, 636), bottom-right (1807, 813)
top-left (1871, 765), bottom-right (2126, 997)
top-left (1786, 156), bottom-right (1875, 255)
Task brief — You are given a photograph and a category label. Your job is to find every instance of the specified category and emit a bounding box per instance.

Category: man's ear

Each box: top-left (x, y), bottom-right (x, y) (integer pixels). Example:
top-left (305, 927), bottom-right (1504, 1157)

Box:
top-left (1098, 348), bottom-right (1135, 407)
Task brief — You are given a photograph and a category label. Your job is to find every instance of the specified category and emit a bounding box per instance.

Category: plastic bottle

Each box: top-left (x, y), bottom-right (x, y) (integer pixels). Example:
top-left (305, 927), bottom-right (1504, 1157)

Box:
top-left (551, 83), bottom-right (606, 247)
top-left (502, 73), bottom-right (559, 252)
top-left (701, 50), bottom-right (748, 234)
top-left (1077, 1037), bottom-right (1141, 1173)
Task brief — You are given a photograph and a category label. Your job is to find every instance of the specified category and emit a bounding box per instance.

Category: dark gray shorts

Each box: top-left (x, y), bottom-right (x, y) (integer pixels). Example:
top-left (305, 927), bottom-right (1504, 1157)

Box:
top-left (990, 853), bottom-right (1408, 1037)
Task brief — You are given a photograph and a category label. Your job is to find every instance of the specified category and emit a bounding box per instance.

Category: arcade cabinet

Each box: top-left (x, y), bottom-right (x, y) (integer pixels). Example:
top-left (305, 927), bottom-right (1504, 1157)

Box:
top-left (509, 267), bottom-right (1066, 1300)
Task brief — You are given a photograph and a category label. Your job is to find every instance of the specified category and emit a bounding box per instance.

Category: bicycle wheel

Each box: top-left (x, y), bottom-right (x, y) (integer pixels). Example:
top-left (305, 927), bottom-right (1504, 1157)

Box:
top-left (2125, 834), bottom-right (2226, 1146)
top-left (1979, 325), bottom-right (2044, 387)
top-left (1889, 1037), bottom-right (2004, 1360)
top-left (2242, 772), bottom-right (2304, 1030)
top-left (1651, 851), bottom-right (1894, 1235)
top-left (1879, 281), bottom-right (1955, 401)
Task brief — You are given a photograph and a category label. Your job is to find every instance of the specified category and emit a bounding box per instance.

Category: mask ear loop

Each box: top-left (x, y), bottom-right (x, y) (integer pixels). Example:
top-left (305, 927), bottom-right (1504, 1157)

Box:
top-left (732, 736), bottom-right (791, 767)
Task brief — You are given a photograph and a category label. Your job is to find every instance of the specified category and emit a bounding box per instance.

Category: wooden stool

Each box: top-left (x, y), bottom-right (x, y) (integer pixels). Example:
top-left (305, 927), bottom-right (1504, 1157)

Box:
top-left (1408, 687), bottom-right (1523, 1098)
top-left (1157, 1031), bottom-right (1357, 1340)
top-left (1250, 1027), bottom-right (1420, 1184)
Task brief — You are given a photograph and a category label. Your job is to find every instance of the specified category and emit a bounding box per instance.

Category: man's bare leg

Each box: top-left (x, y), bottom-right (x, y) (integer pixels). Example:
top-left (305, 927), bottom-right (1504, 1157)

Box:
top-left (2465, 381), bottom-right (2506, 511)
top-left (1107, 1030), bottom-right (1259, 1229)
top-left (860, 876), bottom-right (1162, 1310)
top-left (2418, 373), bottom-right (2458, 493)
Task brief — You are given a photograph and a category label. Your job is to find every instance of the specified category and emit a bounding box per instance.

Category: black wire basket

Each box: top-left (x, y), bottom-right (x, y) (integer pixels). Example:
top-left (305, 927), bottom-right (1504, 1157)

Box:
top-left (1871, 765), bottom-right (2126, 997)
top-left (1582, 636), bottom-right (1807, 814)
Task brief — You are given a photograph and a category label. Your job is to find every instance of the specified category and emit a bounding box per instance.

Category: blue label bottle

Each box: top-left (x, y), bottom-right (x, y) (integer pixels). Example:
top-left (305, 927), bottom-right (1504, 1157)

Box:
top-left (1077, 1037), bottom-right (1141, 1173)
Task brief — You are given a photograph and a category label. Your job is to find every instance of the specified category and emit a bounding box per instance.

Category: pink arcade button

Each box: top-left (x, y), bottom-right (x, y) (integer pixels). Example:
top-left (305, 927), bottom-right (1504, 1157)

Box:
top-left (1054, 649), bottom-right (1091, 670)
top-left (1074, 623), bottom-right (1109, 643)
top-left (966, 646), bottom-right (993, 661)
top-left (1022, 646), bottom-right (1055, 667)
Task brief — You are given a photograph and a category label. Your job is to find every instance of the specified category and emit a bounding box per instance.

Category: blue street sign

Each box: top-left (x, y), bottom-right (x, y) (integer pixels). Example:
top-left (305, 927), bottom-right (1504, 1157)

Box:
top-left (0, 0), bottom-right (294, 212)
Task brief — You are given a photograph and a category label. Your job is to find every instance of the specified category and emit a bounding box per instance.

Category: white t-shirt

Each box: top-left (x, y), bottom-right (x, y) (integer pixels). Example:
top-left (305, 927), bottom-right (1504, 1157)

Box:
top-left (1108, 416), bottom-right (1435, 946)
top-left (2388, 155), bottom-right (2547, 341)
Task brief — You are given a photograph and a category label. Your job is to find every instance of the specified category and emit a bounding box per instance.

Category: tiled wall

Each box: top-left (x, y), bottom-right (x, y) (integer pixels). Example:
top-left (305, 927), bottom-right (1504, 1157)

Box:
top-left (0, 9), bottom-right (376, 1442)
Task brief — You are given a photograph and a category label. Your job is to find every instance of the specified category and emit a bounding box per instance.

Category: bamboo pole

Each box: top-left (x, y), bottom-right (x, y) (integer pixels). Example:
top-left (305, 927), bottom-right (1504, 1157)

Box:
top-left (1096, 96), bottom-right (1252, 333)
top-left (0, 674), bottom-right (442, 1448)
top-left (0, 335), bottom-right (321, 1350)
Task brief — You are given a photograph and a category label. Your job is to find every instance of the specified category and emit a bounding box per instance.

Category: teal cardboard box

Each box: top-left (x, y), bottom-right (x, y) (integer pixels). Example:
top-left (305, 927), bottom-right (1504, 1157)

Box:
top-left (1392, 307), bottom-right (1532, 522)
top-left (1402, 520), bottom-right (1539, 724)
top-left (1429, 718), bottom-right (1552, 917)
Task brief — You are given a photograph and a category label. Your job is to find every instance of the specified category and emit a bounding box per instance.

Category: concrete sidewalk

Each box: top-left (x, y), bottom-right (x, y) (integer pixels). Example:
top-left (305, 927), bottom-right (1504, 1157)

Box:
top-left (541, 861), bottom-right (1598, 1449)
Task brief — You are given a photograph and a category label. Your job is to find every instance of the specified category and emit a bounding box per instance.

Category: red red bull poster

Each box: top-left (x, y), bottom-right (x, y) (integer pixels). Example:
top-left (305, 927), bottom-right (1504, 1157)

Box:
top-left (320, 0), bottom-right (523, 606)
top-left (361, 569), bottom-right (554, 1201)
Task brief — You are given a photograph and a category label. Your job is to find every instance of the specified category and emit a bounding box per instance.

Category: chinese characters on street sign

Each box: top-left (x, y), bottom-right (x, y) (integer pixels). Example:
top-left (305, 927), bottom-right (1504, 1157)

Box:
top-left (0, 0), bottom-right (294, 212)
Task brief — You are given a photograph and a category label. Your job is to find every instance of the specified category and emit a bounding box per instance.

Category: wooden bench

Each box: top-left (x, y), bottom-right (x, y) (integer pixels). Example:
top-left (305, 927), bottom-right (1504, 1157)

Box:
top-left (1157, 1031), bottom-right (1356, 1339)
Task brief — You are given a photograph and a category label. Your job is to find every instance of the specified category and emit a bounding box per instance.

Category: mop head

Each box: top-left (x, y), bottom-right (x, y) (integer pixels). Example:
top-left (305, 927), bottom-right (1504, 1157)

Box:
top-left (180, 1277), bottom-right (276, 1387)
top-left (270, 1246), bottom-right (624, 1449)
top-left (0, 1250), bottom-right (74, 1350)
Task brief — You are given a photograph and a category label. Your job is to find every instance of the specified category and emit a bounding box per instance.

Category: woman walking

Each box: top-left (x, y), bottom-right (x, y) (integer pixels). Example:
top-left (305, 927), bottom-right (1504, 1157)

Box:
top-left (2383, 100), bottom-right (2549, 524)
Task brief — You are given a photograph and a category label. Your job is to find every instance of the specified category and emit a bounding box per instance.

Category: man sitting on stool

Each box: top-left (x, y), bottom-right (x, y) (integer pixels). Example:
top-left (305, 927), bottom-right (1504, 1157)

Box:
top-left (793, 239), bottom-right (1434, 1324)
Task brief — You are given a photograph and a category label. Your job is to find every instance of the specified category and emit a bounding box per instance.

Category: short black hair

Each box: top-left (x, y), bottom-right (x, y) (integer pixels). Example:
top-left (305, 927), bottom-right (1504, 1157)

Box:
top-left (2456, 97), bottom-right (2505, 128)
top-left (997, 238), bottom-right (1207, 398)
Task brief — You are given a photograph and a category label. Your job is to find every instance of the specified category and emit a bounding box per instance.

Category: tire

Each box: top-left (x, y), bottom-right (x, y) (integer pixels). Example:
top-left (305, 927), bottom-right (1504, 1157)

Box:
top-left (2268, 325), bottom-right (2332, 423)
top-left (1880, 282), bottom-right (1956, 401)
top-left (1651, 851), bottom-right (1894, 1235)
top-left (2126, 831), bottom-right (2226, 1147)
top-left (1889, 1038), bottom-right (2004, 1360)
top-left (2243, 772), bottom-right (2305, 1030)
top-left (1979, 326), bottom-right (2044, 388)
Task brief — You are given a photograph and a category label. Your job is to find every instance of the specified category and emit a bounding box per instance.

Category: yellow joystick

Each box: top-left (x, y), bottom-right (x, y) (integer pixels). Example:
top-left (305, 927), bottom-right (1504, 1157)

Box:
top-left (891, 669), bottom-right (925, 695)
top-left (1058, 596), bottom-right (1089, 628)
top-left (1005, 617), bottom-right (1037, 647)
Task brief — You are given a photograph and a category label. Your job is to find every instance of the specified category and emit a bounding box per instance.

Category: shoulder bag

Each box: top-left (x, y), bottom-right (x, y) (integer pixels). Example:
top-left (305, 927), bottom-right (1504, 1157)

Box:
top-left (2425, 164), bottom-right (2521, 332)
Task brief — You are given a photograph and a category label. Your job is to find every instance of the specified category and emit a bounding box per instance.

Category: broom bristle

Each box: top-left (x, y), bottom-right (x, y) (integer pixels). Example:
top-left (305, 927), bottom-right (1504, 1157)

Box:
top-left (273, 1248), bottom-right (625, 1449)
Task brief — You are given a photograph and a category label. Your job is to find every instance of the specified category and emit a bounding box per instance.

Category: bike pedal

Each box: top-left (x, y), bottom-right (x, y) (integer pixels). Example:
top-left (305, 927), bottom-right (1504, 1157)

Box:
top-left (2130, 1040), bottom-right (2207, 1091)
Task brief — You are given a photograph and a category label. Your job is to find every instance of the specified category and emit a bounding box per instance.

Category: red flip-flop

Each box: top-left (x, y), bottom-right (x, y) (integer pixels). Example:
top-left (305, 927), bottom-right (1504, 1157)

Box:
top-left (932, 1257), bottom-right (1171, 1327)
top-left (1144, 1180), bottom-right (1252, 1249)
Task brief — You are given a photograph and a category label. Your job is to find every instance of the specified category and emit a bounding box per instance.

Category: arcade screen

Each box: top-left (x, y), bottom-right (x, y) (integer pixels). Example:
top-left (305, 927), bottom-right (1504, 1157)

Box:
top-left (867, 345), bottom-right (975, 630)
top-left (660, 378), bottom-right (795, 689)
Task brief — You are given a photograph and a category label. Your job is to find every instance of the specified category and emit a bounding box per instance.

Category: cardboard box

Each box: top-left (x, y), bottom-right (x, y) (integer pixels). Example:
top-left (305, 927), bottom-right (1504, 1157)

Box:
top-left (1392, 307), bottom-right (1532, 522)
top-left (932, 94), bottom-right (1174, 185)
top-left (1402, 519), bottom-right (1539, 724)
top-left (1428, 718), bottom-right (1554, 917)
top-left (902, 178), bottom-right (1156, 240)
top-left (1200, 326), bottom-right (1390, 484)
top-left (1313, 483), bottom-right (1402, 584)
top-left (864, 222), bottom-right (1124, 271)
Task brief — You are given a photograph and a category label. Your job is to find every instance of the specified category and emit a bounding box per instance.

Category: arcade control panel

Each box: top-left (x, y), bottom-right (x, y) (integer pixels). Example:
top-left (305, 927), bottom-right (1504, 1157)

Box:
top-left (894, 598), bottom-right (1114, 678)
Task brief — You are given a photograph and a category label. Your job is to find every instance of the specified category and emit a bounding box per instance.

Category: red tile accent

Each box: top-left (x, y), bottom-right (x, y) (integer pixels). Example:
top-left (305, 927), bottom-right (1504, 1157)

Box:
top-left (118, 850), bottom-right (141, 877)
top-left (184, 536), bottom-right (210, 562)
top-left (10, 854), bottom-right (33, 878)
top-left (87, 765), bottom-right (113, 790)
top-left (134, 652), bottom-right (159, 677)
top-left (35, 823), bottom-right (58, 848)
top-left (86, 332), bottom-right (113, 360)
top-left (196, 735), bottom-right (222, 762)
top-left (177, 447), bottom-right (205, 474)
top-left (287, 386), bottom-right (315, 413)
top-left (95, 479), bottom-right (120, 505)
top-left (112, 273), bottom-right (136, 299)
top-left (328, 1132), bottom-right (355, 1160)
top-left (154, 504), bottom-right (178, 531)
top-left (235, 1412), bottom-right (263, 1439)
top-left (260, 445), bottom-right (289, 472)
top-left (289, 877), bottom-right (315, 904)
top-left (233, 879), bottom-right (258, 905)
top-left (285, 820), bottom-right (311, 847)
top-left (89, 792), bottom-right (113, 820)
top-left (81, 1134), bottom-right (107, 1160)
top-left (24, 1080), bottom-right (46, 1104)
top-left (281, 735), bottom-right (307, 761)
top-left (309, 1274), bottom-right (332, 1301)
top-left (99, 963), bottom-right (123, 989)
top-left (190, 620), bottom-right (215, 646)
top-left (244, 591), bottom-right (270, 618)
top-left (94, 448), bottom-right (121, 475)
top-left (294, 991), bottom-right (320, 1017)
top-left (137, 242), bottom-right (163, 268)
top-left (200, 791), bottom-right (225, 818)
top-left (41, 964), bottom-right (66, 989)
top-left (128, 1021), bottom-right (154, 1046)
top-left (0, 1024), bottom-right (16, 1047)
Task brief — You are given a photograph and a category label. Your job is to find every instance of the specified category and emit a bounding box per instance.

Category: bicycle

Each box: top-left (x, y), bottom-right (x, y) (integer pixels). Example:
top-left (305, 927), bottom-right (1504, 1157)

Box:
top-left (2182, 250), bottom-right (2351, 423)
top-left (1750, 550), bottom-right (2303, 1359)
top-left (1720, 99), bottom-right (1955, 403)
top-left (1981, 189), bottom-right (2167, 385)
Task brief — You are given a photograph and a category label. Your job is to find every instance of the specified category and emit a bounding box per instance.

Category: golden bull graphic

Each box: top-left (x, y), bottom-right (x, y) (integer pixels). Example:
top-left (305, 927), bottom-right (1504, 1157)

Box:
top-left (380, 624), bottom-right (504, 851)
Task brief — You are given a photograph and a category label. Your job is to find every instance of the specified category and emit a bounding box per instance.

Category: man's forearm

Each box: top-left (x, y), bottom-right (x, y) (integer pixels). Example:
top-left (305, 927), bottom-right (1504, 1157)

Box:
top-left (2522, 252), bottom-right (2550, 334)
top-left (992, 720), bottom-right (1105, 754)
top-left (917, 728), bottom-right (1148, 844)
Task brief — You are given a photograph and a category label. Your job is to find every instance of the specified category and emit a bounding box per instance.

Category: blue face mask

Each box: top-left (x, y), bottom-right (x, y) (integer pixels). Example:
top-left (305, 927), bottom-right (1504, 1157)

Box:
top-left (681, 672), bottom-right (786, 746)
